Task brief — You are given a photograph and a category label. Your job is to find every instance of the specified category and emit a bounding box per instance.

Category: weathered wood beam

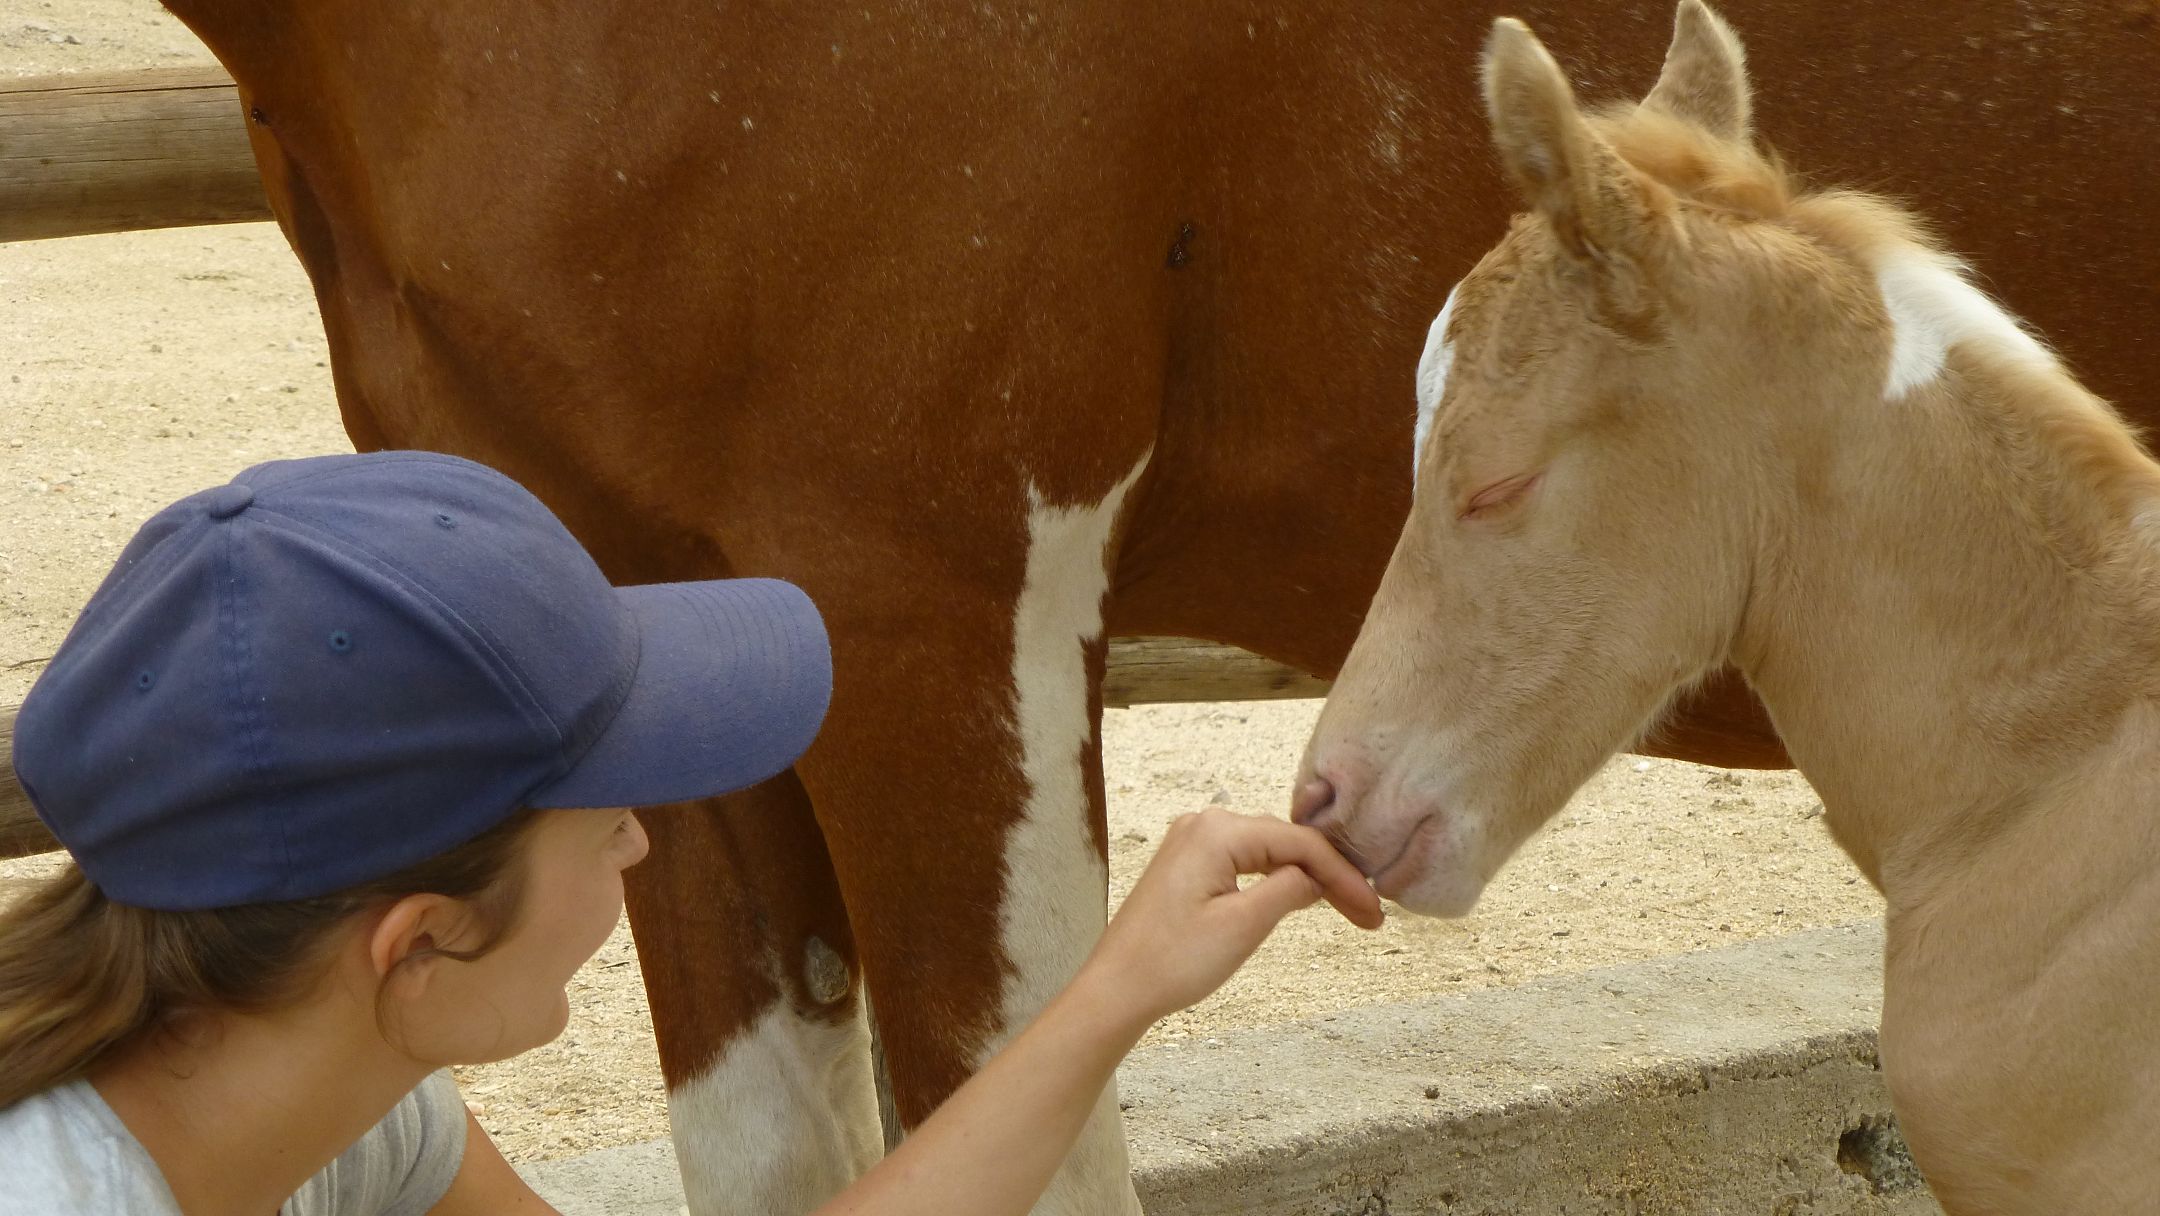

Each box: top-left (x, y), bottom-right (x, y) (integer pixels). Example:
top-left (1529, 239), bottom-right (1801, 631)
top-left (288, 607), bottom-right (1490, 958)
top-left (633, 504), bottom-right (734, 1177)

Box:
top-left (0, 66), bottom-right (271, 243)
top-left (0, 707), bottom-right (51, 860)
top-left (1097, 637), bottom-right (1328, 708)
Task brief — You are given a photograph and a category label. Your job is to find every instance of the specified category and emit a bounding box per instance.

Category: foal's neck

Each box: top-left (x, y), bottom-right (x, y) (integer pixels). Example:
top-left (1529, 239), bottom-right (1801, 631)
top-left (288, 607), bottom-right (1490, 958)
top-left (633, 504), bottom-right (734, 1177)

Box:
top-left (1743, 348), bottom-right (2160, 891)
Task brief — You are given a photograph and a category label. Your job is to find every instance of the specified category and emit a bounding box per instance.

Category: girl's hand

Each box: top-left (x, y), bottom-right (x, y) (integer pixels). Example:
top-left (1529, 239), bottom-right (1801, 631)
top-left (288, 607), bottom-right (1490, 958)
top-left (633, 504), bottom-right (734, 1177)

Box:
top-left (811, 807), bottom-right (1380, 1216)
top-left (1079, 807), bottom-right (1385, 1031)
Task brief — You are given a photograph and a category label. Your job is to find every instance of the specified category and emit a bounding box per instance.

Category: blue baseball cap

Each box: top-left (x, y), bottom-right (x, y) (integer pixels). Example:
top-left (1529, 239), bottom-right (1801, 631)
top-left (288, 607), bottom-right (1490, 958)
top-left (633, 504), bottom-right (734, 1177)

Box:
top-left (11, 451), bottom-right (832, 911)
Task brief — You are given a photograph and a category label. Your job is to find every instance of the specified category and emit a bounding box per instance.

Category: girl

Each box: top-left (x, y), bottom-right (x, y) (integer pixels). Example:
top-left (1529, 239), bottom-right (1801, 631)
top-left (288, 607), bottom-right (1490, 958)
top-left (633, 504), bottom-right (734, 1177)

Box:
top-left (0, 451), bottom-right (1382, 1215)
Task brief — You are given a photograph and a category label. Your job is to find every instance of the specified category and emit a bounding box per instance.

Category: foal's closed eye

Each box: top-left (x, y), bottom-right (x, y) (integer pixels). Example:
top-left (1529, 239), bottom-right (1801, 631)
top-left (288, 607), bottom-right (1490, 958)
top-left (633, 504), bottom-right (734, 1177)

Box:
top-left (1460, 472), bottom-right (1541, 520)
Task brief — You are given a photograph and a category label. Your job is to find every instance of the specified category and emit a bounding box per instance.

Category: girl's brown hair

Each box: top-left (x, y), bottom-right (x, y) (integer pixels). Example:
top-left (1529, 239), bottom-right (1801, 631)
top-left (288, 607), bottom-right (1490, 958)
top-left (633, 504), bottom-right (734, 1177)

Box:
top-left (0, 810), bottom-right (540, 1110)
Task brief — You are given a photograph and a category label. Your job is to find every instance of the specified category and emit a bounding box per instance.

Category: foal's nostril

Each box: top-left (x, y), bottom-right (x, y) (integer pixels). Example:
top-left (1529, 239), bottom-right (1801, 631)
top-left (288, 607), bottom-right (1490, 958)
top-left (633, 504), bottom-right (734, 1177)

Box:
top-left (1290, 776), bottom-right (1338, 828)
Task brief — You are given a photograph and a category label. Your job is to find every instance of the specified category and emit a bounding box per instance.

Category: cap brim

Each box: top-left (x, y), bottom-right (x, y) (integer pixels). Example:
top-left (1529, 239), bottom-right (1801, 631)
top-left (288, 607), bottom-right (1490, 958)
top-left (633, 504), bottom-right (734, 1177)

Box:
top-left (527, 578), bottom-right (831, 809)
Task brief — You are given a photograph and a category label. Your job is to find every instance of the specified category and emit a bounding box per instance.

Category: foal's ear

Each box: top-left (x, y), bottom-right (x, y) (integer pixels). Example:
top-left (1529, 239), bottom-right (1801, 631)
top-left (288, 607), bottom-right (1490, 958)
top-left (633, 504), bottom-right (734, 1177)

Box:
top-left (1643, 0), bottom-right (1752, 142)
top-left (1482, 18), bottom-right (1656, 267)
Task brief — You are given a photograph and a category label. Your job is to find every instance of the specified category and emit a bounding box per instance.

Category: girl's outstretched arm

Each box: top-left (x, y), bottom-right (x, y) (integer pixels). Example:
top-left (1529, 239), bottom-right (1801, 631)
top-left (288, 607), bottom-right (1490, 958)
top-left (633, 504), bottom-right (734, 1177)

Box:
top-left (427, 1111), bottom-right (560, 1214)
top-left (813, 808), bottom-right (1384, 1216)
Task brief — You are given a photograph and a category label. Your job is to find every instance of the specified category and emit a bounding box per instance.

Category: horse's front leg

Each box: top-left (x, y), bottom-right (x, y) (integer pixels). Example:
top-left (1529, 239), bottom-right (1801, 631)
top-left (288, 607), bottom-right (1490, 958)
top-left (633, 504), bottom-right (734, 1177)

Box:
top-left (624, 774), bottom-right (885, 1215)
top-left (795, 462), bottom-right (1153, 1216)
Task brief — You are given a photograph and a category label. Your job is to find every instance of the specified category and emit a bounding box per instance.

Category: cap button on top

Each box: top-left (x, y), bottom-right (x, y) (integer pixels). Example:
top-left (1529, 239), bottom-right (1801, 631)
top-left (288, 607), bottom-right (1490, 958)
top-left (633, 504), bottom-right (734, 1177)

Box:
top-left (204, 484), bottom-right (256, 520)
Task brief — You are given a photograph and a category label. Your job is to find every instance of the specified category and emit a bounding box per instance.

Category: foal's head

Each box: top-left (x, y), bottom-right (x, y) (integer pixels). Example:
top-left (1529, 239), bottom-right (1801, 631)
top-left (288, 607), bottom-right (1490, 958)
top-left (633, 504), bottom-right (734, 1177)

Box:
top-left (1297, 1), bottom-right (2072, 914)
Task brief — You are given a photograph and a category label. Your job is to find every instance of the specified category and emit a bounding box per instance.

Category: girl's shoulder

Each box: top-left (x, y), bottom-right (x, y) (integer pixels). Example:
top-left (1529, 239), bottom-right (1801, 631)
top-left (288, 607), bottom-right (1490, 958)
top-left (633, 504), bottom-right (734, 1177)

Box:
top-left (287, 1070), bottom-right (470, 1216)
top-left (0, 1080), bottom-right (182, 1215)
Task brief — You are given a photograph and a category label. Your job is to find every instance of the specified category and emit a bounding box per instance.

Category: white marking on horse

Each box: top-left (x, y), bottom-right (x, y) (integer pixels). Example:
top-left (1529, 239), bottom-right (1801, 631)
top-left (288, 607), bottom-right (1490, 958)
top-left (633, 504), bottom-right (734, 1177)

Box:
top-left (1877, 249), bottom-right (2054, 400)
top-left (989, 453), bottom-right (1152, 1215)
top-left (2130, 503), bottom-right (2160, 558)
top-left (668, 1002), bottom-right (883, 1214)
top-left (1414, 284), bottom-right (1462, 487)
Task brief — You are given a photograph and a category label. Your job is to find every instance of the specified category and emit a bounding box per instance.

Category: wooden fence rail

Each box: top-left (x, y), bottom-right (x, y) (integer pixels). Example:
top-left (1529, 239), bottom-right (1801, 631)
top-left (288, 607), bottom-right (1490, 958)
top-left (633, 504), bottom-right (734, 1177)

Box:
top-left (0, 67), bottom-right (270, 243)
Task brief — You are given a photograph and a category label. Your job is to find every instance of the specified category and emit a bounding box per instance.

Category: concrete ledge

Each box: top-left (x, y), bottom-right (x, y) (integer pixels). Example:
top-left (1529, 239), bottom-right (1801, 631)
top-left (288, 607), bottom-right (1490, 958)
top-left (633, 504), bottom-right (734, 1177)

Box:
top-left (525, 1139), bottom-right (682, 1216)
top-left (522, 921), bottom-right (1939, 1215)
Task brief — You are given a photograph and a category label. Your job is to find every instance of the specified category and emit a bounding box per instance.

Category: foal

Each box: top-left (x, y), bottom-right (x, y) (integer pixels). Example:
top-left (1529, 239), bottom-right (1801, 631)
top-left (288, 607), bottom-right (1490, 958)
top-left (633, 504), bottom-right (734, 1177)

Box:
top-left (1297, 4), bottom-right (2160, 1211)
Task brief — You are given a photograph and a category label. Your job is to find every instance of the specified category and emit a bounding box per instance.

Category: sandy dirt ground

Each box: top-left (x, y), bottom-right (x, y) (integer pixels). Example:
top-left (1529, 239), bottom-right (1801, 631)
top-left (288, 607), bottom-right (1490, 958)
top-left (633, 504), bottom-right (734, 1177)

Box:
top-left (1, 5), bottom-right (1884, 1164)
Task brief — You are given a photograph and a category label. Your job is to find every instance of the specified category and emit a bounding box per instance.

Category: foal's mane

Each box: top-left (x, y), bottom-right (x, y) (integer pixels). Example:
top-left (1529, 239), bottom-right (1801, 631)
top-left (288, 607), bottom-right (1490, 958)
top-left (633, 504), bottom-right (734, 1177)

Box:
top-left (1587, 103), bottom-right (2160, 534)
top-left (1588, 103), bottom-right (1930, 262)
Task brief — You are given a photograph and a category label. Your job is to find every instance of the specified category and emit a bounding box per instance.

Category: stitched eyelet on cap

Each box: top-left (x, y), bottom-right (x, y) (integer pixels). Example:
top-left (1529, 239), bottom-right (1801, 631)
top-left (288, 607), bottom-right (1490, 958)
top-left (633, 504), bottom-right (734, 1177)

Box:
top-left (135, 670), bottom-right (156, 692)
top-left (328, 630), bottom-right (353, 654)
top-left (434, 512), bottom-right (457, 529)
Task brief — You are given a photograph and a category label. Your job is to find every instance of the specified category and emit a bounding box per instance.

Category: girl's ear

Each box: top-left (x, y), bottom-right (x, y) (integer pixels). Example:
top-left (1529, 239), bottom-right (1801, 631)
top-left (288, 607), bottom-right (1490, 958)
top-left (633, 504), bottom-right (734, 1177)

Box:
top-left (366, 893), bottom-right (464, 983)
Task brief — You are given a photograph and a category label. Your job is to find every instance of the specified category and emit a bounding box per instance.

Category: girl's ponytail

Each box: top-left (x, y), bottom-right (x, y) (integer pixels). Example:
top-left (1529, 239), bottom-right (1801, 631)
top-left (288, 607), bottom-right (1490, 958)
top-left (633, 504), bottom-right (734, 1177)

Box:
top-left (0, 870), bottom-right (155, 1108)
top-left (0, 809), bottom-right (538, 1109)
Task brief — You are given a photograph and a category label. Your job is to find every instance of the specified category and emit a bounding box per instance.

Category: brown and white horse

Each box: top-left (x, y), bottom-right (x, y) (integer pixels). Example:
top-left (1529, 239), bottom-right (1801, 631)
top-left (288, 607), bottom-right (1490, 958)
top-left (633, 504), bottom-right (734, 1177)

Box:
top-left (1301, 6), bottom-right (2160, 1209)
top-left (150, 2), bottom-right (2160, 1211)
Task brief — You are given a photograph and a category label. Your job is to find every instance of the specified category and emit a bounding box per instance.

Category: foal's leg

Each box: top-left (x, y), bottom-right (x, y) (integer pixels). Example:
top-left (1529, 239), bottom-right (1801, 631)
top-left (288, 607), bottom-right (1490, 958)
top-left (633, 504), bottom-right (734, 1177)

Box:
top-left (790, 467), bottom-right (1151, 1216)
top-left (624, 775), bottom-right (884, 1215)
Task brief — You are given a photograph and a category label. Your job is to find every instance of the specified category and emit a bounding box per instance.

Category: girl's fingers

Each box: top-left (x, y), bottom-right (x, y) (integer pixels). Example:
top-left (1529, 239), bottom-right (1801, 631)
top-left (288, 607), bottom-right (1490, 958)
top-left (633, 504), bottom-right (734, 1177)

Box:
top-left (1230, 864), bottom-right (1326, 930)
top-left (1216, 815), bottom-right (1386, 930)
top-left (1315, 874), bottom-right (1387, 930)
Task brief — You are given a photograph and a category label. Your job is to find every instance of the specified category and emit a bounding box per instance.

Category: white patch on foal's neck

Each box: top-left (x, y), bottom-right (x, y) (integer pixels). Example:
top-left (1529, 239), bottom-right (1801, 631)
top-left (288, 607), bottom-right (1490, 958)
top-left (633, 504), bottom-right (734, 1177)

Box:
top-left (1413, 284), bottom-right (1461, 487)
top-left (1876, 249), bottom-right (2055, 400)
top-left (668, 1001), bottom-right (883, 1213)
top-left (2131, 503), bottom-right (2160, 555)
top-left (991, 454), bottom-right (1151, 1215)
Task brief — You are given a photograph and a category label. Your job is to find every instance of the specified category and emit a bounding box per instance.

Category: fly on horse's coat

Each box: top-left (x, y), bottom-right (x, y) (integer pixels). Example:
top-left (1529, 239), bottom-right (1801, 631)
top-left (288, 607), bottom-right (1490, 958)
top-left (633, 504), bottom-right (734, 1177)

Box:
top-left (156, 0), bottom-right (2160, 1210)
top-left (1302, 4), bottom-right (2160, 1210)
